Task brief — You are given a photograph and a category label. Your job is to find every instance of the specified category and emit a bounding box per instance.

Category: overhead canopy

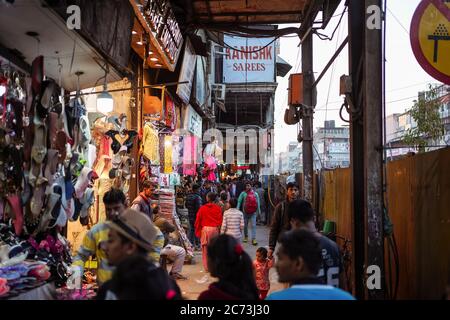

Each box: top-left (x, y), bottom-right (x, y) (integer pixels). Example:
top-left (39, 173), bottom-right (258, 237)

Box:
top-left (187, 0), bottom-right (309, 25)
top-left (0, 0), bottom-right (125, 91)
top-left (170, 0), bottom-right (341, 32)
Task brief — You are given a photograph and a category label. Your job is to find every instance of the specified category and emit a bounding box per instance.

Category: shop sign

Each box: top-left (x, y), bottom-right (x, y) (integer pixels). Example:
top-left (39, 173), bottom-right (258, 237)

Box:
top-left (410, 0), bottom-right (450, 84)
top-left (194, 56), bottom-right (207, 108)
top-left (184, 105), bottom-right (202, 138)
top-left (177, 39), bottom-right (197, 104)
top-left (223, 34), bottom-right (276, 83)
top-left (143, 0), bottom-right (183, 64)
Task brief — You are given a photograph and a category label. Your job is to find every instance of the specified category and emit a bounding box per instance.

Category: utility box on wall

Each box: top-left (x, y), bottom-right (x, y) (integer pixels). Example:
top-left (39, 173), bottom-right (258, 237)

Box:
top-left (288, 73), bottom-right (303, 106)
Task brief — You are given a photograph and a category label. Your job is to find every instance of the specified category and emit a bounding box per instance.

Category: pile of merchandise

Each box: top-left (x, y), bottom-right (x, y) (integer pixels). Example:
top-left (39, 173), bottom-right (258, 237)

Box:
top-left (0, 223), bottom-right (71, 299)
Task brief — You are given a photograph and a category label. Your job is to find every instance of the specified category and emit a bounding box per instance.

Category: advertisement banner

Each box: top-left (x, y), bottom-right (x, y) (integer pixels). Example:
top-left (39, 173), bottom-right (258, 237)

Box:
top-left (184, 105), bottom-right (202, 138)
top-left (177, 39), bottom-right (197, 104)
top-left (223, 35), bottom-right (275, 83)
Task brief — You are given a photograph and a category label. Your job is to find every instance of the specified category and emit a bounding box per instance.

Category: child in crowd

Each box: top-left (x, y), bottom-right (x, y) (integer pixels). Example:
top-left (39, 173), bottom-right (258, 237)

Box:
top-left (198, 234), bottom-right (259, 300)
top-left (253, 247), bottom-right (274, 300)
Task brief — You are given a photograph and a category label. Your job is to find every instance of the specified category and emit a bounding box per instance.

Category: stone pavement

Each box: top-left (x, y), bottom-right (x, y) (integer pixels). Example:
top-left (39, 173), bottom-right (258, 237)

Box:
top-left (174, 225), bottom-right (284, 300)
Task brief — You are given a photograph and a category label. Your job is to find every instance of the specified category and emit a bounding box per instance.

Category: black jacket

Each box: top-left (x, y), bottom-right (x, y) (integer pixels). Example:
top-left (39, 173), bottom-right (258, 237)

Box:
top-left (269, 201), bottom-right (291, 250)
top-left (185, 192), bottom-right (202, 219)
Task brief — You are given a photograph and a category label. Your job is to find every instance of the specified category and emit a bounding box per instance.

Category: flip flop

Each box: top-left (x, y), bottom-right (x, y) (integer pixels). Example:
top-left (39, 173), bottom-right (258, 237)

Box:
top-left (21, 173), bottom-right (32, 205)
top-left (57, 199), bottom-right (70, 227)
top-left (30, 177), bottom-right (48, 218)
top-left (84, 144), bottom-right (97, 169)
top-left (31, 56), bottom-right (43, 96)
top-left (54, 131), bottom-right (68, 164)
top-left (79, 188), bottom-right (94, 219)
top-left (74, 167), bottom-right (93, 199)
top-left (78, 114), bottom-right (91, 147)
top-left (5, 195), bottom-right (24, 236)
top-left (44, 149), bottom-right (60, 185)
top-left (0, 198), bottom-right (4, 221)
top-left (42, 178), bottom-right (64, 231)
top-left (31, 117), bottom-right (47, 164)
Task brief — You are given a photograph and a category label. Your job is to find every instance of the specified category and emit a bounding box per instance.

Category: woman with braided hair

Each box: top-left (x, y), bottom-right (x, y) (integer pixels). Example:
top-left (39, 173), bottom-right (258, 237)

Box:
top-left (198, 234), bottom-right (259, 300)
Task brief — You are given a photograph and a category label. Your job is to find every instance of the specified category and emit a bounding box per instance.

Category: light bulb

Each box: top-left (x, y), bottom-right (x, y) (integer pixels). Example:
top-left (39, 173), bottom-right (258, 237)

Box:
top-left (97, 91), bottom-right (114, 114)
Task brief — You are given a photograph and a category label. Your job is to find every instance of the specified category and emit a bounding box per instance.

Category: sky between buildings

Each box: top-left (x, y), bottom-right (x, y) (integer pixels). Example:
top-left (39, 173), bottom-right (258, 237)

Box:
top-left (274, 0), bottom-right (438, 153)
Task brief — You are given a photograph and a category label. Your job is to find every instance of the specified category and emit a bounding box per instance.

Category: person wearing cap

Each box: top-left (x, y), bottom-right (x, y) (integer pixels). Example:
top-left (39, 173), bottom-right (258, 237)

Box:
top-left (97, 208), bottom-right (182, 300)
top-left (131, 180), bottom-right (156, 220)
top-left (72, 188), bottom-right (127, 286)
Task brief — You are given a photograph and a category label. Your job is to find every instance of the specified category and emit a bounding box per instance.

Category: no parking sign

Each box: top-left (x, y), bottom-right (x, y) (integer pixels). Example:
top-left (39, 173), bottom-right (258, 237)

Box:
top-left (410, 0), bottom-right (450, 84)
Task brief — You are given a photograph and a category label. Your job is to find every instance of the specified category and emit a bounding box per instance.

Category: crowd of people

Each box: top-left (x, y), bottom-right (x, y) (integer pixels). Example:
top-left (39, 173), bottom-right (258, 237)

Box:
top-left (70, 176), bottom-right (355, 300)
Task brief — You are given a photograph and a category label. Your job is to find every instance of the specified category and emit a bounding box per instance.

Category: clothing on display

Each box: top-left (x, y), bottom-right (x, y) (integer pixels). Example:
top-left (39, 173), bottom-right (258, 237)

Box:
top-left (141, 122), bottom-right (159, 164)
top-left (164, 135), bottom-right (173, 174)
top-left (182, 135), bottom-right (198, 176)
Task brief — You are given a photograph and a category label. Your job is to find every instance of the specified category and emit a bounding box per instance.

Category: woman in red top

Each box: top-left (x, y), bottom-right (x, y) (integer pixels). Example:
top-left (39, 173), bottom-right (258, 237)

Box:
top-left (195, 192), bottom-right (223, 271)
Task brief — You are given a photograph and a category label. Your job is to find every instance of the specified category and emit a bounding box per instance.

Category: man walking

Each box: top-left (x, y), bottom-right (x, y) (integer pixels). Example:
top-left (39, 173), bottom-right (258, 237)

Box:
top-left (288, 199), bottom-right (343, 288)
top-left (237, 183), bottom-right (261, 245)
top-left (255, 181), bottom-right (267, 225)
top-left (268, 182), bottom-right (299, 259)
top-left (185, 184), bottom-right (202, 250)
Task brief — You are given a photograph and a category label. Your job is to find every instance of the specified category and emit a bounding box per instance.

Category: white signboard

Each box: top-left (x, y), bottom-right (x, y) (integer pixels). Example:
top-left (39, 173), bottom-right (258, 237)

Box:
top-left (184, 105), bottom-right (202, 138)
top-left (177, 39), bottom-right (197, 104)
top-left (223, 35), bottom-right (275, 83)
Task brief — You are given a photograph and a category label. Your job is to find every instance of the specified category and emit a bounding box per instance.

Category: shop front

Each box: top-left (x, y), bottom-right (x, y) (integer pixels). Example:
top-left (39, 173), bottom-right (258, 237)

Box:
top-left (0, 1), bottom-right (135, 299)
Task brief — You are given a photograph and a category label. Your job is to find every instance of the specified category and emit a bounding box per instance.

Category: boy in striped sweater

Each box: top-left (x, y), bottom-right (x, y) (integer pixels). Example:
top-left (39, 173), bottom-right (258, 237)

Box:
top-left (220, 198), bottom-right (244, 242)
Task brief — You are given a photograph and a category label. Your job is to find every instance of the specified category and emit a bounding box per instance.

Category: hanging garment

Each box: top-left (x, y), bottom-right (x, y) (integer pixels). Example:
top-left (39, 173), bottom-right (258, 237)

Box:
top-left (182, 136), bottom-right (198, 176)
top-left (164, 94), bottom-right (176, 130)
top-left (159, 174), bottom-right (170, 187)
top-left (172, 136), bottom-right (182, 167)
top-left (141, 123), bottom-right (159, 164)
top-left (105, 130), bottom-right (138, 154)
top-left (169, 173), bottom-right (181, 186)
top-left (164, 135), bottom-right (173, 174)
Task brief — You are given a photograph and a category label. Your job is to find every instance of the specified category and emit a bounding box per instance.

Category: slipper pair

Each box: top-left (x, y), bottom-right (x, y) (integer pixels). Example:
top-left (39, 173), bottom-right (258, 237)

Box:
top-left (4, 194), bottom-right (23, 236)
top-left (74, 167), bottom-right (97, 200)
top-left (0, 278), bottom-right (9, 297)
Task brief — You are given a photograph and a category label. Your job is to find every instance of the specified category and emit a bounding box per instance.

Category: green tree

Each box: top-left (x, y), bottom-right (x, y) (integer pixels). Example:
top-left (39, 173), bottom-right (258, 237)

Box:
top-left (403, 84), bottom-right (445, 152)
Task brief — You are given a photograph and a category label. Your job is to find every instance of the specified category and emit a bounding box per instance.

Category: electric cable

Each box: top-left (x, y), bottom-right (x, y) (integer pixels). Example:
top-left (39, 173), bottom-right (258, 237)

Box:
top-left (313, 6), bottom-right (347, 41)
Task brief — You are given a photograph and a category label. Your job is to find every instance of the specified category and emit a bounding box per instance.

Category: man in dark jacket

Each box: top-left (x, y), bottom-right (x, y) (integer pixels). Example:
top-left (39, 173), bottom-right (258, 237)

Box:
top-left (200, 180), bottom-right (214, 204)
top-left (268, 182), bottom-right (299, 259)
top-left (185, 184), bottom-right (202, 250)
top-left (131, 180), bottom-right (156, 219)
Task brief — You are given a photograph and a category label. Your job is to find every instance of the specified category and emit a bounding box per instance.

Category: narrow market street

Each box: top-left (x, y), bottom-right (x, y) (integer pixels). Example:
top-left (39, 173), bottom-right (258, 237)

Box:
top-left (176, 226), bottom-right (283, 299)
top-left (0, 0), bottom-right (449, 307)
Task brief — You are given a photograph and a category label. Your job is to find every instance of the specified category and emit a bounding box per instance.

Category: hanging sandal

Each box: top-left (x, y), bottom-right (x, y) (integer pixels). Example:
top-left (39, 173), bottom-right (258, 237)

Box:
top-left (30, 177), bottom-right (48, 218)
top-left (44, 149), bottom-right (60, 186)
top-left (31, 117), bottom-right (47, 164)
top-left (74, 166), bottom-right (93, 199)
top-left (5, 194), bottom-right (24, 236)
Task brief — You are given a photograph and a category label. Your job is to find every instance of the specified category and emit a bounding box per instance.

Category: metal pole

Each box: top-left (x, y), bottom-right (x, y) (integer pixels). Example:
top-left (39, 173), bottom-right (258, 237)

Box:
top-left (302, 25), bottom-right (314, 203)
top-left (348, 0), bottom-right (366, 300)
top-left (364, 0), bottom-right (385, 300)
top-left (68, 81), bottom-right (188, 97)
top-left (260, 94), bottom-right (263, 124)
top-left (235, 95), bottom-right (238, 126)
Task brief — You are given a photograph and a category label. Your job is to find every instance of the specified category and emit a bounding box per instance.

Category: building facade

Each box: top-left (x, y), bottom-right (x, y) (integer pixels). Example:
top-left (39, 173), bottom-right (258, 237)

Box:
top-left (313, 120), bottom-right (350, 169)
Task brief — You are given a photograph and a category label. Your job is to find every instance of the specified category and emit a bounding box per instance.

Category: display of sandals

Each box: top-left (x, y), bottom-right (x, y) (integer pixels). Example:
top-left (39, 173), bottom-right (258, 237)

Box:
top-left (0, 57), bottom-right (97, 238)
